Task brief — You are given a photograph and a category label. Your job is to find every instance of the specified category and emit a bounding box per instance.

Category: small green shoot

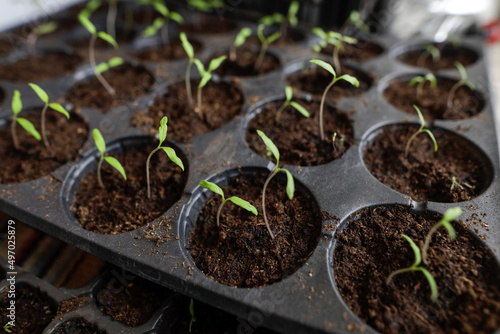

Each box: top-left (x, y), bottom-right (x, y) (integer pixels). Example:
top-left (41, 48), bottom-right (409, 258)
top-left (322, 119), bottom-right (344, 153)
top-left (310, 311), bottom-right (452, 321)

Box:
top-left (259, 1), bottom-right (299, 41)
top-left (275, 86), bottom-right (310, 123)
top-left (422, 207), bottom-right (461, 263)
top-left (11, 90), bottom-right (41, 150)
top-left (386, 234), bottom-right (439, 302)
top-left (408, 73), bottom-right (437, 98)
top-left (142, 3), bottom-right (184, 48)
top-left (180, 32), bottom-right (195, 106)
top-left (93, 128), bottom-right (126, 188)
top-left (95, 56), bottom-right (124, 74)
top-left (230, 27), bottom-right (252, 61)
top-left (311, 27), bottom-right (329, 61)
top-left (199, 180), bottom-right (257, 227)
top-left (3, 323), bottom-right (13, 333)
top-left (257, 130), bottom-right (295, 239)
top-left (343, 10), bottom-right (370, 33)
top-left (193, 55), bottom-right (226, 114)
top-left (447, 62), bottom-right (475, 110)
top-left (146, 117), bottom-right (184, 198)
top-left (27, 21), bottom-right (57, 55)
top-left (450, 176), bottom-right (472, 191)
top-left (255, 24), bottom-right (281, 70)
top-left (324, 32), bottom-right (357, 74)
top-left (332, 132), bottom-right (344, 151)
top-left (81, 0), bottom-right (101, 18)
top-left (188, 298), bottom-right (196, 333)
top-left (28, 83), bottom-right (70, 147)
top-left (188, 0), bottom-right (224, 13)
top-left (309, 59), bottom-right (359, 141)
top-left (405, 105), bottom-right (438, 157)
top-left (418, 43), bottom-right (441, 67)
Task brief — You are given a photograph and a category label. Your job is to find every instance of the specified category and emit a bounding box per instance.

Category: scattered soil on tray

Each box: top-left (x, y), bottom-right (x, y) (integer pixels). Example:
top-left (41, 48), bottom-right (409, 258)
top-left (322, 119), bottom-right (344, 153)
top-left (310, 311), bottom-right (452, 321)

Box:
top-left (71, 140), bottom-right (187, 234)
top-left (57, 295), bottom-right (89, 319)
top-left (246, 99), bottom-right (354, 166)
top-left (334, 205), bottom-right (500, 334)
top-left (207, 48), bottom-right (280, 77)
top-left (96, 276), bottom-right (167, 327)
top-left (180, 17), bottom-right (237, 34)
top-left (0, 109), bottom-right (88, 184)
top-left (0, 51), bottom-right (81, 82)
top-left (66, 63), bottom-right (155, 112)
top-left (53, 318), bottom-right (106, 334)
top-left (134, 37), bottom-right (203, 61)
top-left (131, 80), bottom-right (243, 143)
top-left (0, 284), bottom-right (57, 333)
top-left (397, 42), bottom-right (479, 71)
top-left (189, 171), bottom-right (322, 287)
top-left (245, 28), bottom-right (305, 47)
top-left (287, 65), bottom-right (373, 102)
top-left (320, 40), bottom-right (384, 62)
top-left (383, 76), bottom-right (484, 120)
top-left (362, 124), bottom-right (492, 202)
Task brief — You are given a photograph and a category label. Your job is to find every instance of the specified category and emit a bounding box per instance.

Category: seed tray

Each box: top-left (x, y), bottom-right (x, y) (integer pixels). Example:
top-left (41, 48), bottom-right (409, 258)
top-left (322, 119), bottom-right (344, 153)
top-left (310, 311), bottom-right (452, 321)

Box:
top-left (0, 4), bottom-right (499, 334)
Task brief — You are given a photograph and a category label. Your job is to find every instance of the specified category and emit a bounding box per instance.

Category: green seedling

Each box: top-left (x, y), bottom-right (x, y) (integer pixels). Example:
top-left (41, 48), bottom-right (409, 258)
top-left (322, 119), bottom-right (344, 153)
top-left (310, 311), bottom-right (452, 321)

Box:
top-left (275, 86), bottom-right (310, 123)
top-left (342, 10), bottom-right (370, 33)
top-left (27, 21), bottom-right (57, 55)
top-left (309, 59), bottom-right (359, 141)
top-left (386, 234), bottom-right (438, 302)
top-left (260, 1), bottom-right (299, 41)
top-left (332, 132), bottom-right (345, 151)
top-left (93, 128), bottom-right (126, 189)
top-left (3, 323), bottom-right (13, 333)
top-left (180, 32), bottom-right (195, 106)
top-left (257, 130), bottom-right (295, 239)
top-left (28, 83), bottom-right (70, 147)
top-left (146, 117), bottom-right (184, 198)
top-left (199, 180), bottom-right (257, 227)
top-left (447, 62), bottom-right (475, 109)
top-left (95, 56), bottom-right (124, 74)
top-left (418, 43), bottom-right (441, 67)
top-left (255, 24), bottom-right (281, 70)
top-left (193, 55), bottom-right (226, 114)
top-left (230, 27), bottom-right (252, 61)
top-left (81, 0), bottom-right (101, 18)
top-left (11, 90), bottom-right (41, 150)
top-left (188, 298), bottom-right (196, 333)
top-left (405, 105), bottom-right (438, 157)
top-left (422, 207), bottom-right (461, 263)
top-left (142, 3), bottom-right (183, 48)
top-left (188, 0), bottom-right (224, 12)
top-left (408, 73), bottom-right (437, 98)
top-left (311, 27), bottom-right (329, 61)
top-left (78, 12), bottom-right (119, 96)
top-left (450, 176), bottom-right (472, 191)
top-left (325, 32), bottom-right (357, 74)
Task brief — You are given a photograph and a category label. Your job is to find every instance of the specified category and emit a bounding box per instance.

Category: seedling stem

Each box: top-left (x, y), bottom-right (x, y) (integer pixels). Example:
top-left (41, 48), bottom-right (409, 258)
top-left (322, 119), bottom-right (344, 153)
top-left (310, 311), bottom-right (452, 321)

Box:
top-left (405, 105), bottom-right (438, 157)
top-left (422, 207), bottom-right (461, 263)
top-left (447, 61), bottom-right (475, 110)
top-left (10, 90), bottom-right (41, 150)
top-left (93, 128), bottom-right (127, 189)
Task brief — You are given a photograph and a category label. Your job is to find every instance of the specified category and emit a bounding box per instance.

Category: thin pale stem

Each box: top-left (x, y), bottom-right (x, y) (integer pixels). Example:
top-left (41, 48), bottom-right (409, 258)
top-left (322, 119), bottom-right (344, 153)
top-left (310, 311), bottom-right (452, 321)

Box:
top-left (89, 34), bottom-right (115, 97)
top-left (319, 79), bottom-right (336, 141)
top-left (275, 101), bottom-right (288, 123)
top-left (41, 103), bottom-right (49, 147)
top-left (185, 60), bottom-right (193, 106)
top-left (405, 130), bottom-right (422, 157)
top-left (422, 223), bottom-right (441, 264)
top-left (230, 45), bottom-right (236, 62)
top-left (161, 23), bottom-right (169, 49)
top-left (97, 155), bottom-right (105, 189)
top-left (386, 267), bottom-right (414, 285)
top-left (255, 43), bottom-right (268, 71)
top-left (417, 82), bottom-right (424, 98)
top-left (216, 199), bottom-right (227, 227)
top-left (261, 168), bottom-right (279, 239)
top-left (11, 117), bottom-right (20, 150)
top-left (107, 0), bottom-right (117, 39)
top-left (146, 147), bottom-right (161, 199)
top-left (447, 81), bottom-right (462, 109)
top-left (333, 47), bottom-right (341, 74)
top-left (197, 86), bottom-right (202, 115)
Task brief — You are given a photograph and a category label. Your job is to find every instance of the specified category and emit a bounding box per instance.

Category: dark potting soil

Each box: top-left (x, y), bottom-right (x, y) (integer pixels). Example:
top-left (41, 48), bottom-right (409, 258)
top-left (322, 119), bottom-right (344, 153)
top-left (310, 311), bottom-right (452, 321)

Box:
top-left (397, 43), bottom-right (479, 71)
top-left (131, 80), bottom-right (243, 144)
top-left (320, 40), bottom-right (384, 62)
top-left (189, 171), bottom-right (322, 288)
top-left (0, 36), bottom-right (16, 55)
top-left (96, 277), bottom-right (167, 327)
top-left (56, 295), bottom-right (89, 319)
top-left (362, 124), bottom-right (490, 203)
top-left (207, 48), bottom-right (280, 77)
top-left (71, 141), bottom-right (187, 234)
top-left (0, 51), bottom-right (81, 82)
top-left (0, 284), bottom-right (57, 333)
top-left (134, 37), bottom-right (203, 61)
top-left (383, 77), bottom-right (484, 120)
top-left (0, 109), bottom-right (88, 184)
top-left (180, 17), bottom-right (237, 34)
top-left (66, 63), bottom-right (155, 112)
top-left (53, 318), bottom-right (106, 334)
top-left (334, 205), bottom-right (500, 334)
top-left (287, 65), bottom-right (373, 102)
top-left (246, 99), bottom-right (354, 166)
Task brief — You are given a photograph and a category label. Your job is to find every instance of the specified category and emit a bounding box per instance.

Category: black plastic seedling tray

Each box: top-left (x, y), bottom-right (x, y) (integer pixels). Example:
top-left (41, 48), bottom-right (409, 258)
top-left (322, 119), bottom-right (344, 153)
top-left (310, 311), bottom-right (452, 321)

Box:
top-left (0, 3), bottom-right (499, 333)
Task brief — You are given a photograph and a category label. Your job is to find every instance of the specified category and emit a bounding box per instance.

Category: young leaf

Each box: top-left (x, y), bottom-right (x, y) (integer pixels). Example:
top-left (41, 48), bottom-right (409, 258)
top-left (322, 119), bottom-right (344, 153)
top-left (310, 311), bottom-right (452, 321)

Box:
top-left (169, 12), bottom-right (184, 24)
top-left (267, 31), bottom-right (281, 44)
top-left (422, 129), bottom-right (438, 152)
top-left (402, 234), bottom-right (421, 267)
top-left (153, 2), bottom-right (168, 16)
top-left (49, 103), bottom-right (70, 119)
top-left (440, 207), bottom-right (462, 240)
top-left (193, 59), bottom-right (206, 77)
top-left (98, 31), bottom-right (118, 48)
top-left (12, 90), bottom-right (22, 116)
top-left (108, 57), bottom-right (124, 68)
top-left (180, 32), bottom-right (193, 59)
top-left (310, 59), bottom-right (335, 76)
top-left (280, 168), bottom-right (295, 200)
top-left (234, 27), bottom-right (252, 47)
top-left (256, 130), bottom-right (280, 165)
top-left (93, 128), bottom-right (106, 155)
top-left (208, 55), bottom-right (227, 72)
top-left (95, 62), bottom-right (110, 74)
top-left (162, 147), bottom-right (185, 171)
top-left (29, 83), bottom-right (49, 104)
top-left (289, 101), bottom-right (310, 117)
top-left (408, 76), bottom-right (422, 87)
top-left (227, 196), bottom-right (258, 215)
top-left (158, 116), bottom-right (168, 146)
top-left (200, 180), bottom-right (225, 199)
top-left (34, 21), bottom-right (58, 36)
top-left (199, 73), bottom-right (211, 88)
top-left (287, 1), bottom-right (299, 26)
top-left (338, 74), bottom-right (360, 87)
top-left (104, 156), bottom-right (127, 180)
top-left (419, 268), bottom-right (439, 302)
top-left (78, 13), bottom-right (96, 35)
top-left (17, 118), bottom-right (41, 141)
top-left (285, 86), bottom-right (293, 101)
top-left (455, 61), bottom-right (468, 81)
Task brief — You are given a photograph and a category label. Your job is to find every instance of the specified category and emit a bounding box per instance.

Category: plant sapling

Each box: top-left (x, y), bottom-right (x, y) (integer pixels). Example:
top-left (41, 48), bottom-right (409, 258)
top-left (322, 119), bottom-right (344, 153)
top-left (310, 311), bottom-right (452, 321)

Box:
top-left (405, 105), bottom-right (438, 157)
top-left (255, 24), bottom-right (281, 70)
top-left (180, 32), bottom-right (195, 106)
top-left (27, 21), bottom-right (58, 55)
top-left (193, 55), bottom-right (226, 114)
top-left (447, 61), bottom-right (475, 110)
top-left (342, 10), bottom-right (370, 33)
top-left (322, 31), bottom-right (357, 74)
top-left (408, 73), bottom-right (437, 98)
top-left (332, 132), bottom-right (345, 151)
top-left (142, 3), bottom-right (184, 48)
top-left (275, 85), bottom-right (310, 123)
top-left (422, 207), bottom-right (461, 263)
top-left (450, 176), bottom-right (472, 191)
top-left (418, 43), bottom-right (441, 67)
top-left (10, 90), bottom-right (41, 150)
top-left (230, 27), bottom-right (252, 61)
top-left (93, 128), bottom-right (127, 189)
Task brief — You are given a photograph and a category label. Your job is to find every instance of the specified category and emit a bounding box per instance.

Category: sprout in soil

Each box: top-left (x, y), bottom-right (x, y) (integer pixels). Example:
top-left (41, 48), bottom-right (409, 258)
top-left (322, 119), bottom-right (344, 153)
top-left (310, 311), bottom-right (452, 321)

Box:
top-left (408, 73), bottom-right (437, 98)
top-left (259, 1), bottom-right (299, 41)
top-left (417, 43), bottom-right (441, 67)
top-left (193, 55), bottom-right (226, 114)
top-left (447, 61), bottom-right (475, 110)
top-left (27, 21), bottom-right (57, 55)
top-left (309, 59), bottom-right (359, 141)
top-left (3, 323), bottom-right (13, 333)
top-left (405, 105), bottom-right (438, 157)
top-left (188, 0), bottom-right (224, 28)
top-left (311, 27), bottom-right (330, 62)
top-left (142, 2), bottom-right (183, 49)
top-left (230, 27), bottom-right (252, 61)
top-left (146, 117), bottom-right (184, 199)
top-left (199, 180), bottom-right (258, 228)
top-left (275, 85), bottom-right (310, 123)
top-left (450, 176), bottom-right (473, 191)
top-left (386, 234), bottom-right (439, 302)
top-left (189, 298), bottom-right (196, 333)
top-left (332, 132), bottom-right (345, 152)
top-left (342, 10), bottom-right (370, 33)
top-left (422, 207), bottom-right (461, 263)
top-left (92, 128), bottom-right (127, 189)
top-left (95, 56), bottom-right (124, 75)
top-left (325, 32), bottom-right (357, 75)
top-left (257, 130), bottom-right (295, 240)
top-left (255, 24), bottom-right (281, 71)
top-left (180, 32), bottom-right (195, 106)
top-left (78, 11), bottom-right (120, 96)
top-left (28, 83), bottom-right (70, 147)
top-left (81, 0), bottom-right (101, 18)
top-left (10, 90), bottom-right (41, 150)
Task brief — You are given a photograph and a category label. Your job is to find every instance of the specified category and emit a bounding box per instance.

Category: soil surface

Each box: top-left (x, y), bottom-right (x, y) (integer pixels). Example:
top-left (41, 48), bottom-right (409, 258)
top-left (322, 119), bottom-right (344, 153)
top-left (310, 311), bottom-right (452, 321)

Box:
top-left (334, 205), bottom-right (500, 334)
top-left (362, 124), bottom-right (491, 202)
top-left (246, 99), bottom-right (354, 166)
top-left (397, 42), bottom-right (479, 71)
top-left (287, 65), bottom-right (373, 103)
top-left (189, 171), bottom-right (322, 287)
top-left (383, 77), bottom-right (484, 120)
top-left (0, 109), bottom-right (88, 184)
top-left (53, 318), bottom-right (106, 334)
top-left (0, 284), bottom-right (57, 333)
top-left (320, 40), bottom-right (384, 62)
top-left (180, 17), bottom-right (237, 34)
top-left (134, 37), bottom-right (203, 61)
top-left (131, 80), bottom-right (243, 143)
top-left (0, 51), bottom-right (81, 82)
top-left (207, 48), bottom-right (280, 77)
top-left (97, 276), bottom-right (167, 327)
top-left (71, 140), bottom-right (187, 234)
top-left (57, 295), bottom-right (89, 318)
top-left (66, 63), bottom-right (155, 112)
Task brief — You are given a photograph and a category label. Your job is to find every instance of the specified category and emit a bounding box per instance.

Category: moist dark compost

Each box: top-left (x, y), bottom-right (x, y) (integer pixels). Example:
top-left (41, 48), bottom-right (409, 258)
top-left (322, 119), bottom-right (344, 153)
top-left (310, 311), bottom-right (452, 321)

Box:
top-left (207, 48), bottom-right (280, 77)
top-left (334, 205), bottom-right (500, 334)
top-left (320, 40), bottom-right (384, 62)
top-left (134, 37), bottom-right (203, 61)
top-left (53, 318), bottom-right (106, 334)
top-left (180, 17), bottom-right (237, 34)
top-left (246, 99), bottom-right (354, 166)
top-left (189, 171), bottom-right (322, 287)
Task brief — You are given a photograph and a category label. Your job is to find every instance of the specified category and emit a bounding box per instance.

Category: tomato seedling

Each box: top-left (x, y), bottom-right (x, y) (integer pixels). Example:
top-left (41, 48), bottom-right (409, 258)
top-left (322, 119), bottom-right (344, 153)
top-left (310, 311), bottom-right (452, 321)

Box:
top-left (408, 73), bottom-right (437, 98)
top-left (405, 105), bottom-right (438, 157)
top-left (27, 21), bottom-right (57, 55)
top-left (230, 27), bottom-right (252, 61)
top-left (180, 32), bottom-right (195, 106)
top-left (447, 61), bottom-right (475, 110)
top-left (193, 55), bottom-right (226, 114)
top-left (255, 24), bottom-right (281, 70)
top-left (142, 2), bottom-right (183, 48)
top-left (275, 86), bottom-right (310, 123)
top-left (93, 128), bottom-right (127, 188)
top-left (10, 90), bottom-right (41, 150)
top-left (422, 207), bottom-right (461, 263)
